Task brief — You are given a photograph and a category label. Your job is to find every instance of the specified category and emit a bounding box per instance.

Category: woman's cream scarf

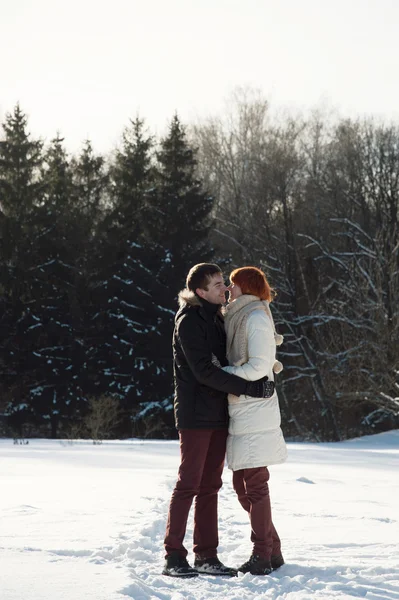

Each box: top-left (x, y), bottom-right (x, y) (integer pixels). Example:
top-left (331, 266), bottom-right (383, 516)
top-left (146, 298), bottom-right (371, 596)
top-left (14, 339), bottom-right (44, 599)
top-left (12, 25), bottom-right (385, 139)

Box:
top-left (223, 294), bottom-right (283, 372)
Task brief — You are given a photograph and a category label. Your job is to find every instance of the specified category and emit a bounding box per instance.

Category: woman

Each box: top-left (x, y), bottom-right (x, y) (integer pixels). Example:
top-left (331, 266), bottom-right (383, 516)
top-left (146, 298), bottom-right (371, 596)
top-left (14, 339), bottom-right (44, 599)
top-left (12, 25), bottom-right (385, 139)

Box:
top-left (222, 266), bottom-right (287, 575)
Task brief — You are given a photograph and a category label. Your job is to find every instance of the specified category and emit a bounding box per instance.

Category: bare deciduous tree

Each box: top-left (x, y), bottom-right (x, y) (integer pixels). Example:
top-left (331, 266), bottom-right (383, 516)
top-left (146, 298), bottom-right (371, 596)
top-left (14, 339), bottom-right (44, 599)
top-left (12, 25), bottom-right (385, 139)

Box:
top-left (84, 396), bottom-right (121, 443)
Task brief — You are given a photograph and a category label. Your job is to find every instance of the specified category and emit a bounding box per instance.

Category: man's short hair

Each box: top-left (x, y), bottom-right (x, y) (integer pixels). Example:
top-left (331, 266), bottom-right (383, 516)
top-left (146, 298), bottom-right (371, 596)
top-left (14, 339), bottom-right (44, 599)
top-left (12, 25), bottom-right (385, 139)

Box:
top-left (186, 263), bottom-right (222, 292)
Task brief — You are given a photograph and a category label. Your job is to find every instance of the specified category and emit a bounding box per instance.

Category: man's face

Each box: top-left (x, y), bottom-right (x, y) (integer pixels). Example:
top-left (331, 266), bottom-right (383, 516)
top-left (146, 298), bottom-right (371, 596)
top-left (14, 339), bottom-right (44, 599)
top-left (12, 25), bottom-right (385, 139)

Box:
top-left (196, 273), bottom-right (227, 305)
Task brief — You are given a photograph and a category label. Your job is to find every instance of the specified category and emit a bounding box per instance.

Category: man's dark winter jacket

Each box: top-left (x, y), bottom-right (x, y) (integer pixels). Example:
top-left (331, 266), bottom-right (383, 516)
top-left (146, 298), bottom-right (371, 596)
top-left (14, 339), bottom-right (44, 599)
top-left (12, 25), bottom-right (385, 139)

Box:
top-left (172, 289), bottom-right (249, 429)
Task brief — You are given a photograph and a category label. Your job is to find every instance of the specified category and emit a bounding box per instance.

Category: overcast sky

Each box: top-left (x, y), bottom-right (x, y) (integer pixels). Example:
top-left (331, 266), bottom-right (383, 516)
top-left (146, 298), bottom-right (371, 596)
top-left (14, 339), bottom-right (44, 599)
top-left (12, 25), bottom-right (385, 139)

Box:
top-left (1, 0), bottom-right (399, 153)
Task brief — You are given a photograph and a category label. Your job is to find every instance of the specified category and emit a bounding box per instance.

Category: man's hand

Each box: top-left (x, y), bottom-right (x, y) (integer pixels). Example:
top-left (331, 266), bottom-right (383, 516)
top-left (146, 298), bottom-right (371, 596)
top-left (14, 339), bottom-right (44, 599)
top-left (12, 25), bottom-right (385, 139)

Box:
top-left (245, 376), bottom-right (275, 398)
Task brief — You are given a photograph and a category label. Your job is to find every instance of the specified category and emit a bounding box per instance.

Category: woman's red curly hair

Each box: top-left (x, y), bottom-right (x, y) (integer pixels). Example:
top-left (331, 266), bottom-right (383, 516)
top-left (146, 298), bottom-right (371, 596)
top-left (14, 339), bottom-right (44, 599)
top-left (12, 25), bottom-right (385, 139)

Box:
top-left (230, 266), bottom-right (275, 302)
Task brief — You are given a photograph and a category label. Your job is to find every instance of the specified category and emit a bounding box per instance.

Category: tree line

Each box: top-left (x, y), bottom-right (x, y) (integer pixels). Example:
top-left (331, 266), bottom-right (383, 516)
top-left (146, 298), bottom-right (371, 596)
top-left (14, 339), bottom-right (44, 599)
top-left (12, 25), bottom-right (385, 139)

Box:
top-left (0, 93), bottom-right (398, 441)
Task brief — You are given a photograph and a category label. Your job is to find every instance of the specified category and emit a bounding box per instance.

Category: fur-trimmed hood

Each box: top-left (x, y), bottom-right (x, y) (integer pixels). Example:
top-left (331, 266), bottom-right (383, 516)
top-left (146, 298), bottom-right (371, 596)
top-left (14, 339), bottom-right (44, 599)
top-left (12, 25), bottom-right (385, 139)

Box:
top-left (177, 288), bottom-right (202, 309)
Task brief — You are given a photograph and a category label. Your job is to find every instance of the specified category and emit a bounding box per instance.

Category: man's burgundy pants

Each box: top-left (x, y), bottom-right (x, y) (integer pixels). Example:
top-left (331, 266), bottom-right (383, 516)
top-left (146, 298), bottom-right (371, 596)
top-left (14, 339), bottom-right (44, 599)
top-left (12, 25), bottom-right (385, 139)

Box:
top-left (164, 428), bottom-right (228, 559)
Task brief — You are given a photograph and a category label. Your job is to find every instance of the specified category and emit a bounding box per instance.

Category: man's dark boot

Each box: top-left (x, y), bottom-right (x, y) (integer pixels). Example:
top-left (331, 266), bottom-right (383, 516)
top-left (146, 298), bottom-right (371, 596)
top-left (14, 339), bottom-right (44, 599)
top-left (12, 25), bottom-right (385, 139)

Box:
top-left (271, 554), bottom-right (285, 570)
top-left (162, 552), bottom-right (198, 578)
top-left (194, 556), bottom-right (237, 577)
top-left (238, 554), bottom-right (272, 575)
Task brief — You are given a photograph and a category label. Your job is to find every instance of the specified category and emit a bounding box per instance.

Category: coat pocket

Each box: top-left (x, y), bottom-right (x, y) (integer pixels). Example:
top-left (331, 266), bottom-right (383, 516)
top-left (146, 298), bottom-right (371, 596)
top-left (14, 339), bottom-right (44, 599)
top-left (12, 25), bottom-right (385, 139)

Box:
top-left (195, 384), bottom-right (226, 423)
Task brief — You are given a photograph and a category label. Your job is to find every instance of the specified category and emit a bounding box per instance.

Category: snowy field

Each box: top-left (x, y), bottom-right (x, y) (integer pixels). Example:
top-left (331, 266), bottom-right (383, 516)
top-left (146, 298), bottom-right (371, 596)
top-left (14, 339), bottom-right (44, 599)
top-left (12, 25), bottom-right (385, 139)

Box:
top-left (1, 432), bottom-right (399, 600)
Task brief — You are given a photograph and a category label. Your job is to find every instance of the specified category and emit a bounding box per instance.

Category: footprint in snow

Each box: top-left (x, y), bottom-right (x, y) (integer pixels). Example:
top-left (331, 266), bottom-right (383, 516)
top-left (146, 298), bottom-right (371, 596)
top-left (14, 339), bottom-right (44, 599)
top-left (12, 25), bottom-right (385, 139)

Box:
top-left (297, 477), bottom-right (315, 484)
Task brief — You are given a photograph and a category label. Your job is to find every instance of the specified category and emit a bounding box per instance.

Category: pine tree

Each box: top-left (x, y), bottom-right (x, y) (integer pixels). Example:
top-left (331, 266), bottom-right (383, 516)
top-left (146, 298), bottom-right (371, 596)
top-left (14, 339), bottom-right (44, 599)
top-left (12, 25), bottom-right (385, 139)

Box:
top-left (123, 115), bottom-right (217, 434)
top-left (0, 104), bottom-right (43, 218)
top-left (143, 114), bottom-right (215, 295)
top-left (88, 241), bottom-right (174, 433)
top-left (0, 105), bottom-right (44, 434)
top-left (71, 139), bottom-right (108, 229)
top-left (86, 118), bottom-right (174, 436)
top-left (106, 116), bottom-right (154, 236)
top-left (14, 135), bottom-right (86, 437)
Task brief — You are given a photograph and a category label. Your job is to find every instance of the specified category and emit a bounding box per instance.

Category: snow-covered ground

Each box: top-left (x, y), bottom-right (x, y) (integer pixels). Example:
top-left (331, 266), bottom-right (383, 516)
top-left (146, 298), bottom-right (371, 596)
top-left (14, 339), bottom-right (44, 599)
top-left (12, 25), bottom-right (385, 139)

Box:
top-left (1, 431), bottom-right (399, 600)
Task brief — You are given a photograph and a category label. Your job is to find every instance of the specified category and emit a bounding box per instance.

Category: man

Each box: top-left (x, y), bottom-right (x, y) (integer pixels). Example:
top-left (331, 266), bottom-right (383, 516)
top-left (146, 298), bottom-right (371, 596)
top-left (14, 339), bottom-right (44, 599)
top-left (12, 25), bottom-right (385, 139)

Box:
top-left (163, 263), bottom-right (275, 578)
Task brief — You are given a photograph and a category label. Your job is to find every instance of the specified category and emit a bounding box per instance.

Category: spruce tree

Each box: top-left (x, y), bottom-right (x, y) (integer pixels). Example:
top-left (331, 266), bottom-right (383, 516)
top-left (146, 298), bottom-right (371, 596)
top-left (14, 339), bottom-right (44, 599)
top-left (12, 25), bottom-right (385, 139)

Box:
top-left (16, 135), bottom-right (86, 437)
top-left (106, 116), bottom-right (154, 236)
top-left (143, 114), bottom-right (215, 296)
top-left (87, 118), bottom-right (174, 436)
top-left (0, 105), bottom-right (44, 433)
top-left (0, 104), bottom-right (43, 218)
top-left (71, 139), bottom-right (108, 229)
top-left (129, 115), bottom-right (217, 434)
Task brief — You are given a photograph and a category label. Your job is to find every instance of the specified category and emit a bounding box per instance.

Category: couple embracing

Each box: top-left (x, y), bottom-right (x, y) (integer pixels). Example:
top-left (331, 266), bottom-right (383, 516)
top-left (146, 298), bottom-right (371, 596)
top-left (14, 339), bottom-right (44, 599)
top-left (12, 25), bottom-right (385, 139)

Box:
top-left (163, 263), bottom-right (287, 578)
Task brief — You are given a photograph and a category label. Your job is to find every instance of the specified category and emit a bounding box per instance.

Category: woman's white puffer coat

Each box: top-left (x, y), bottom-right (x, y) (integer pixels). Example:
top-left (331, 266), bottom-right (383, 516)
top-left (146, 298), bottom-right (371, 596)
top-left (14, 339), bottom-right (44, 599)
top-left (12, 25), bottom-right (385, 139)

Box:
top-left (223, 300), bottom-right (287, 471)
